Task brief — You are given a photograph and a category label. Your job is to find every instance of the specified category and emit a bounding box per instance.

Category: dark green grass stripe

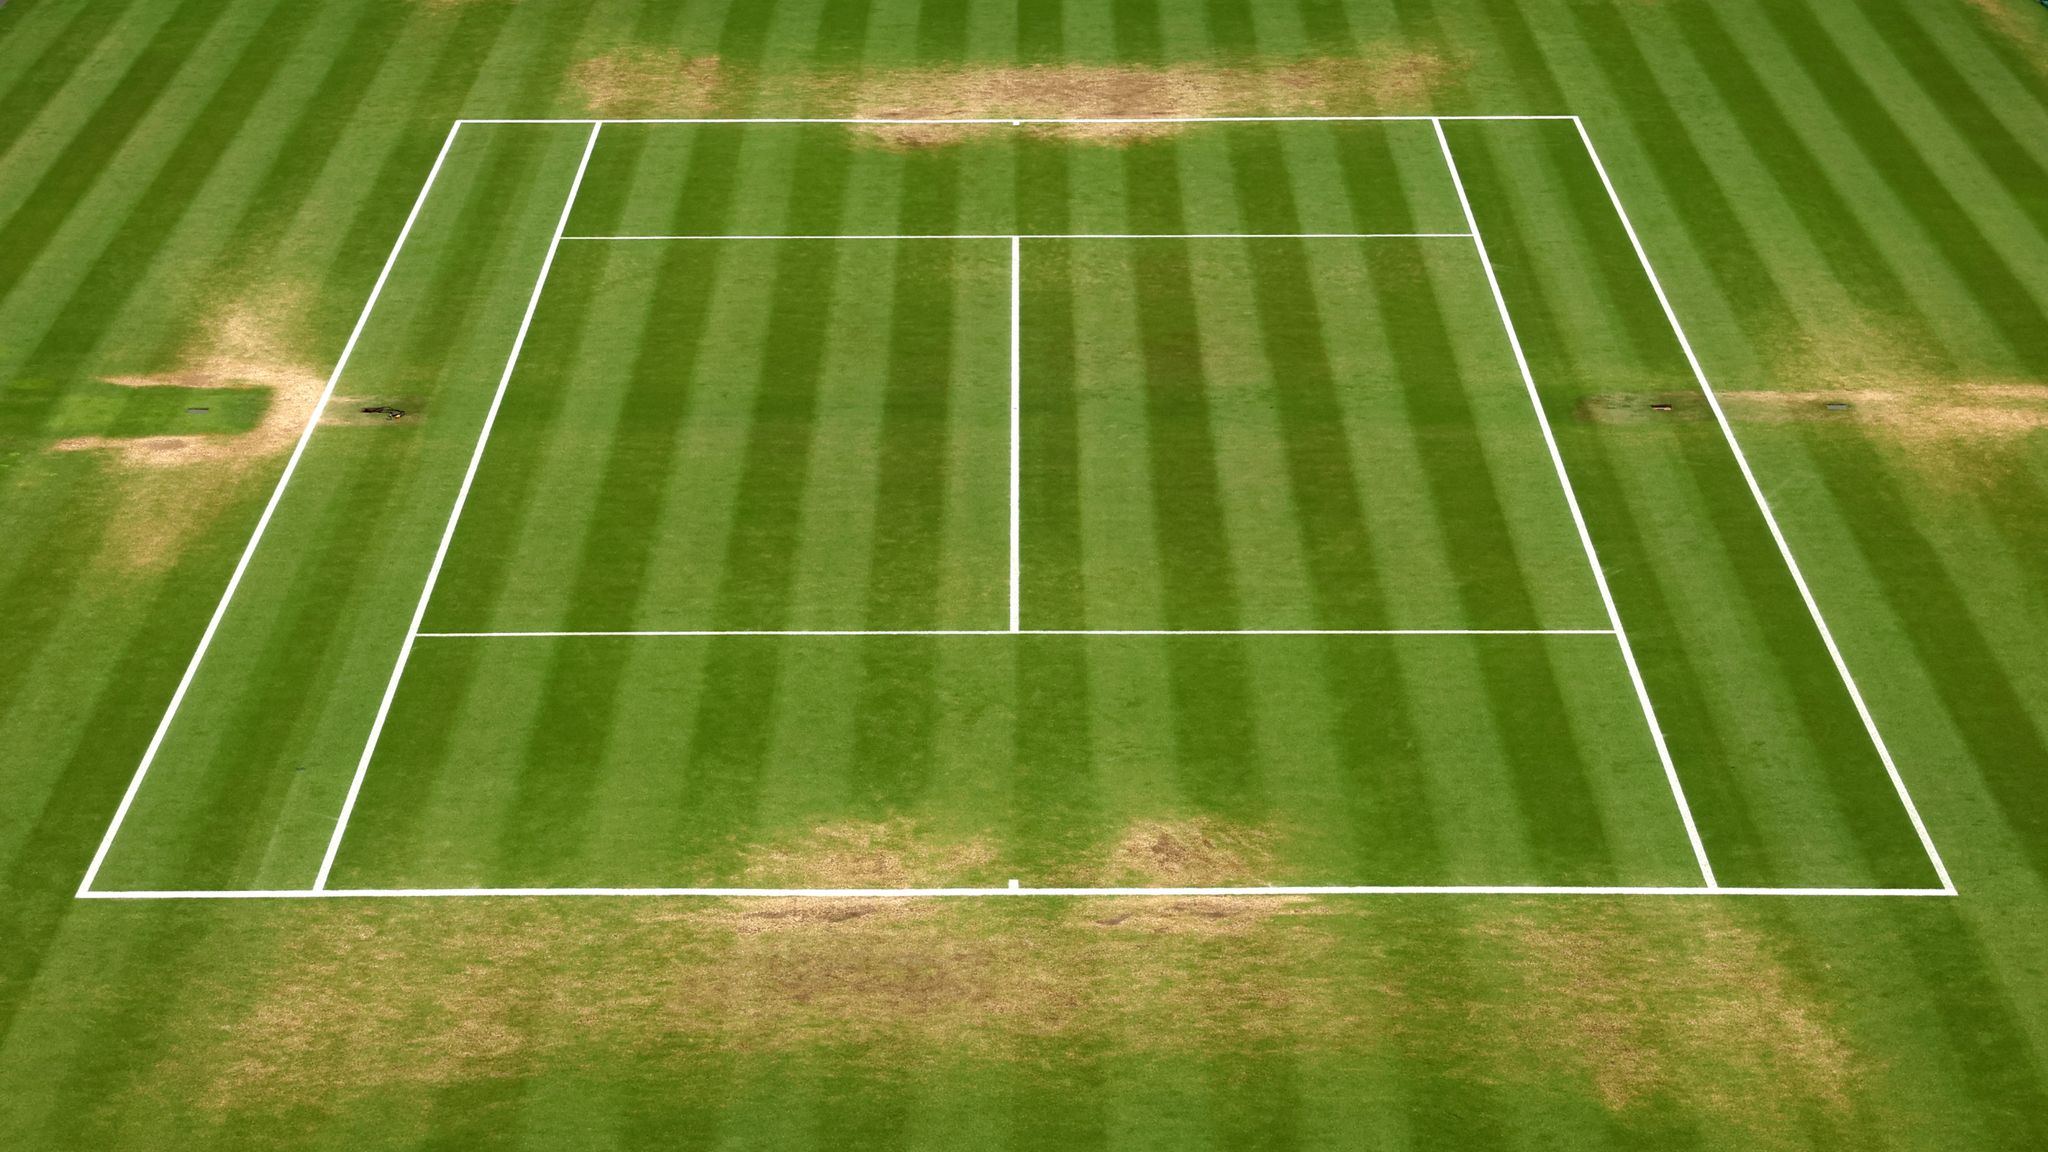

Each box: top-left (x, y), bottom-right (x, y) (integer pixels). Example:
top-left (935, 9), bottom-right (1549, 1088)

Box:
top-left (1017, 0), bottom-right (1064, 61)
top-left (1756, 0), bottom-right (2048, 376)
top-left (1978, 460), bottom-right (2048, 617)
top-left (1568, 1), bottom-right (1798, 350)
top-left (1375, 906), bottom-right (1518, 1149)
top-left (1111, 0), bottom-right (1166, 63)
top-left (0, 0), bottom-right (144, 165)
top-left (814, 0), bottom-right (879, 67)
top-left (668, 637), bottom-right (786, 877)
top-left (710, 150), bottom-right (856, 628)
top-left (1010, 639), bottom-right (1103, 877)
top-left (0, 463), bottom-right (123, 723)
top-left (849, 152), bottom-right (965, 813)
top-left (1295, 0), bottom-right (1354, 57)
top-left (863, 152), bottom-right (962, 629)
top-left (1665, 1), bottom-right (1958, 369)
top-left (1438, 125), bottom-right (1778, 881)
top-left (1805, 428), bottom-right (2048, 890)
top-left (1318, 637), bottom-right (1450, 881)
top-left (13, 0), bottom-right (322, 392)
top-left (1862, 1), bottom-right (2048, 246)
top-left (38, 897), bottom-right (226, 1141)
top-left (0, 509), bottom-right (257, 1046)
top-left (1121, 145), bottom-right (1241, 628)
top-left (916, 0), bottom-right (970, 59)
top-left (1223, 125), bottom-right (1383, 627)
top-left (1202, 0), bottom-right (1259, 60)
top-left (1016, 140), bottom-right (1084, 627)
top-left (1122, 131), bottom-right (1260, 814)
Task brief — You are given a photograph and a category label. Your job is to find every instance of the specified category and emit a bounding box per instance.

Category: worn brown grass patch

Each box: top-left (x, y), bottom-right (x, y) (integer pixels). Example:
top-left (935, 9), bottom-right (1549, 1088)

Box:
top-left (1969, 0), bottom-right (2048, 69)
top-left (571, 49), bottom-right (723, 118)
top-left (1466, 903), bottom-right (1858, 1136)
top-left (849, 55), bottom-right (1456, 148)
top-left (1103, 817), bottom-right (1277, 886)
top-left (740, 818), bottom-right (997, 887)
top-left (1719, 383), bottom-right (2048, 444)
top-left (52, 293), bottom-right (327, 572)
top-left (186, 893), bottom-right (1364, 1113)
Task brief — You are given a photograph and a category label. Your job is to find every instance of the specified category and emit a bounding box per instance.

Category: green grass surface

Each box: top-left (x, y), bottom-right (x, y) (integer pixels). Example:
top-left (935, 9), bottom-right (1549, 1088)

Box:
top-left (4, 0), bottom-right (2048, 1147)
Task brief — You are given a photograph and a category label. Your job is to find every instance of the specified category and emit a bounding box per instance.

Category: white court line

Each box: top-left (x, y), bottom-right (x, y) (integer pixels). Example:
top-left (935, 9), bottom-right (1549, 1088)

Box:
top-left (414, 628), bottom-right (1618, 638)
top-left (312, 123), bottom-right (605, 892)
top-left (1572, 118), bottom-right (1956, 895)
top-left (1009, 235), bottom-right (1022, 632)
top-left (77, 884), bottom-right (1952, 900)
top-left (460, 115), bottom-right (1581, 126)
top-left (563, 232), bottom-right (1472, 241)
top-left (1434, 119), bottom-right (1719, 890)
top-left (73, 123), bottom-right (469, 899)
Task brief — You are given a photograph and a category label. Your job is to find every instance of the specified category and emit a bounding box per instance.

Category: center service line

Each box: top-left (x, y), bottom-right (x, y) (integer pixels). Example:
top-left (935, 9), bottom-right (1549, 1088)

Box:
top-left (1010, 235), bottom-right (1022, 633)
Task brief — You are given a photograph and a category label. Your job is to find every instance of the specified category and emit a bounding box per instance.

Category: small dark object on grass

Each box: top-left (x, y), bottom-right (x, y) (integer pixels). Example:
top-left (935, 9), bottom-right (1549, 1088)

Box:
top-left (1825, 401), bottom-right (1850, 411)
top-left (1650, 403), bottom-right (1673, 411)
top-left (185, 407), bottom-right (208, 414)
top-left (360, 405), bottom-right (406, 420)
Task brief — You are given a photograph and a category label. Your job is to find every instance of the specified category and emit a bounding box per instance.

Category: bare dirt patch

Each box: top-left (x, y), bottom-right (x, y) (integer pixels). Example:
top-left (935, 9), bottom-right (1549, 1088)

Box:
top-left (571, 49), bottom-right (723, 118)
top-left (849, 54), bottom-right (1457, 148)
top-left (1464, 903), bottom-right (1860, 1139)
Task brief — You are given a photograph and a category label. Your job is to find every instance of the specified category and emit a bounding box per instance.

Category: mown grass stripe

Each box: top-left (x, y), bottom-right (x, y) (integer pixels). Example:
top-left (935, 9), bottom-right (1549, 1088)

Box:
top-left (848, 150), bottom-right (964, 813)
top-left (1754, 0), bottom-right (2048, 377)
top-left (1223, 125), bottom-right (1383, 628)
top-left (0, 0), bottom-right (232, 309)
top-left (1858, 1), bottom-right (2048, 248)
top-left (1016, 141), bottom-right (1084, 627)
top-left (0, 0), bottom-right (145, 167)
top-left (1662, 1), bottom-right (1957, 370)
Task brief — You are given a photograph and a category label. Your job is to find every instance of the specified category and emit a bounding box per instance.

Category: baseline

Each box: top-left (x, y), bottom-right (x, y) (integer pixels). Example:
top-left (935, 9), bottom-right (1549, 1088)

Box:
top-left (78, 884), bottom-right (1951, 900)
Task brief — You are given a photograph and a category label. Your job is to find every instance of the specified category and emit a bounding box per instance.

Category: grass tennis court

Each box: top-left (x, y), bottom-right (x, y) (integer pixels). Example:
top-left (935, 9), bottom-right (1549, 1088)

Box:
top-left (75, 117), bottom-right (1943, 897)
top-left (5, 1), bottom-right (2048, 1148)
